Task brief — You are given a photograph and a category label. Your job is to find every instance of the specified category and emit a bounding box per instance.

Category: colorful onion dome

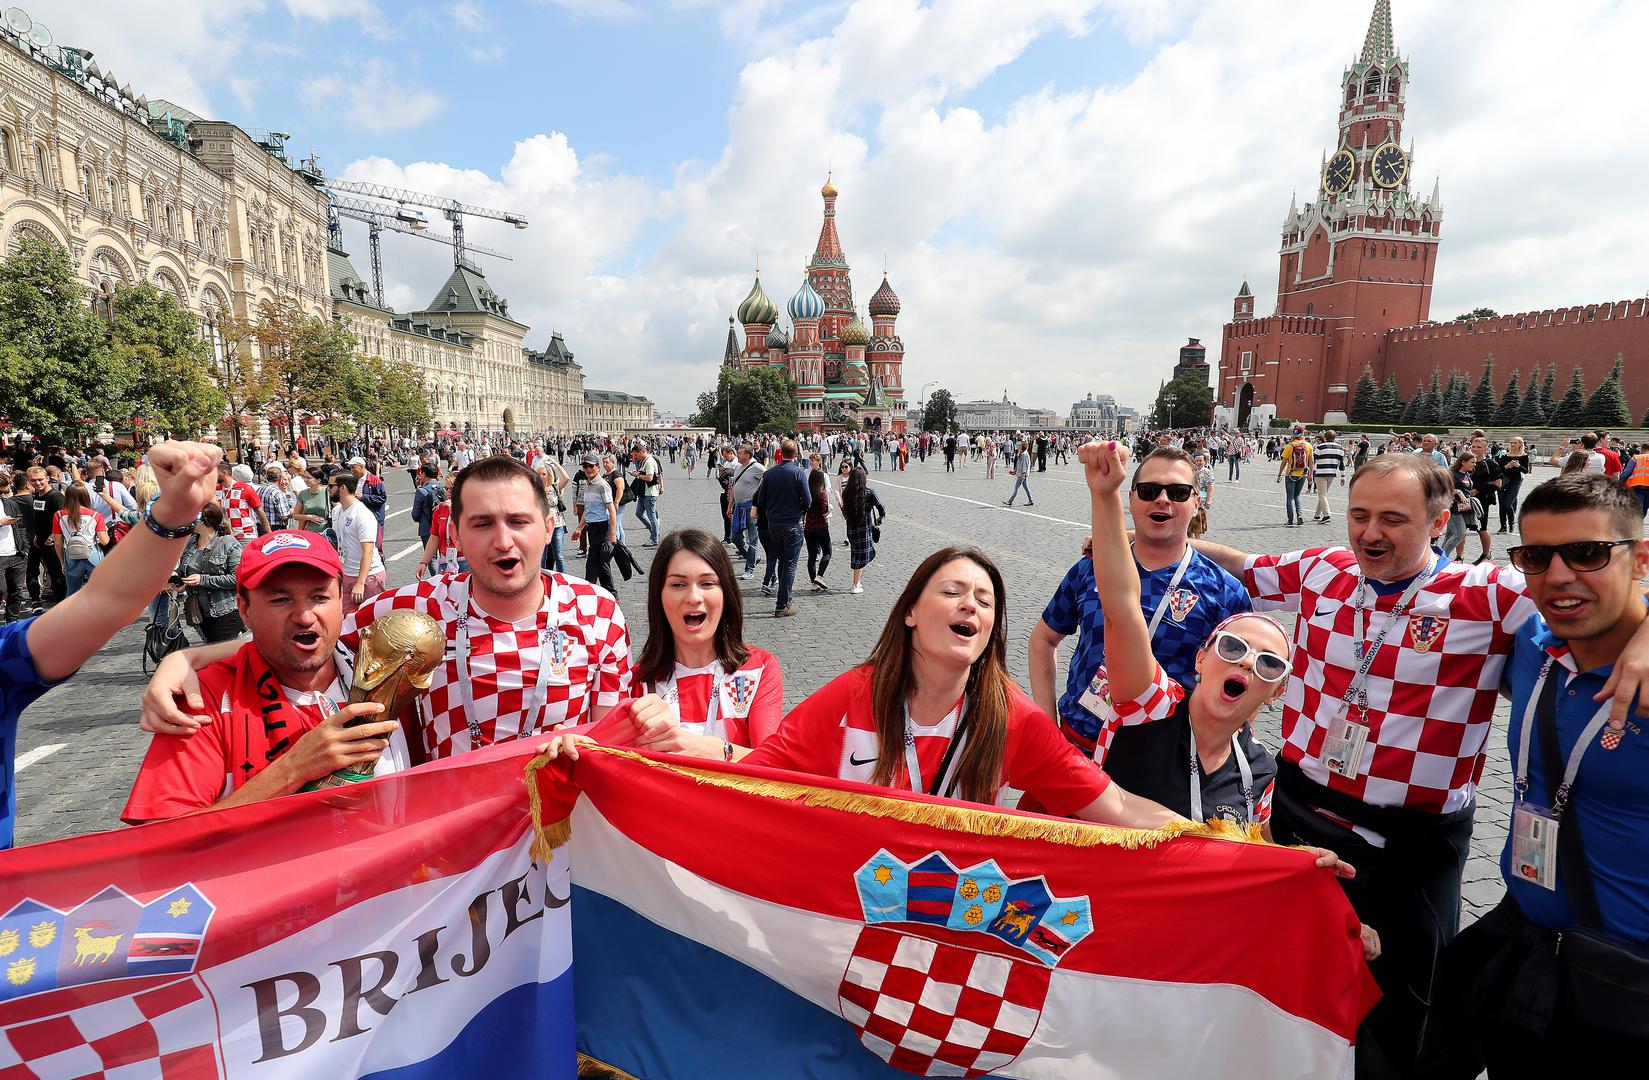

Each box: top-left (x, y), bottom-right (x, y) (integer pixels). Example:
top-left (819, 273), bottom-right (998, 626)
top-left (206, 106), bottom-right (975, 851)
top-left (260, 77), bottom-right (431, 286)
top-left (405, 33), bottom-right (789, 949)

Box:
top-left (737, 274), bottom-right (778, 325)
top-left (788, 276), bottom-right (826, 321)
top-left (868, 273), bottom-right (901, 317)
top-left (766, 325), bottom-right (790, 350)
top-left (840, 310), bottom-right (870, 346)
top-left (821, 174), bottom-right (838, 198)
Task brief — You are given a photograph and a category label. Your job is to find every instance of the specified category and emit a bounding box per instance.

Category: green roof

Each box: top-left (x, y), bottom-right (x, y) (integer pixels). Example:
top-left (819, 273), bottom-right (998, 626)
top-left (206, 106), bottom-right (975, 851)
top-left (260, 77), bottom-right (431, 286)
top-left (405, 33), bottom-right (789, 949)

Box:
top-left (327, 247), bottom-right (387, 312)
top-left (415, 260), bottom-right (524, 325)
top-left (584, 388), bottom-right (652, 404)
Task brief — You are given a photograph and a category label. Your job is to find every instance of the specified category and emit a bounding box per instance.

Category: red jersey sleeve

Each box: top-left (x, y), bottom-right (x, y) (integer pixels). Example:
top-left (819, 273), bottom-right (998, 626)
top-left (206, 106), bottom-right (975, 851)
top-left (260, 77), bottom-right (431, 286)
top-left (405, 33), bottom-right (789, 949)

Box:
top-left (121, 678), bottom-right (234, 824)
top-left (741, 666), bottom-right (862, 777)
top-left (50, 512), bottom-right (61, 536)
top-left (1002, 690), bottom-right (1110, 817)
top-left (242, 482), bottom-right (263, 509)
top-left (744, 649), bottom-right (786, 746)
top-left (1242, 547), bottom-right (1321, 614)
top-left (1112, 662), bottom-right (1184, 727)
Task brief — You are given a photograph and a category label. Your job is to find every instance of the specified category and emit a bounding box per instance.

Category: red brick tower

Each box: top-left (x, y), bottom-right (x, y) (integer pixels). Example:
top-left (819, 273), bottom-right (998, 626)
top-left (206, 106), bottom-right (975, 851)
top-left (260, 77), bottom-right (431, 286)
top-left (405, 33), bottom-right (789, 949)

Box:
top-left (1217, 0), bottom-right (1443, 424)
top-left (808, 175), bottom-right (856, 362)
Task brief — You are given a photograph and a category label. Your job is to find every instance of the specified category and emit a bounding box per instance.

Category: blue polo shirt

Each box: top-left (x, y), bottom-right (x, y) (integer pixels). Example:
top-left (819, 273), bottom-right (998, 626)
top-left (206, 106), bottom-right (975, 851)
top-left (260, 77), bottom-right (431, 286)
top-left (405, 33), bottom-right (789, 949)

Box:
top-left (0, 617), bottom-right (65, 849)
top-left (1040, 550), bottom-right (1250, 742)
top-left (1501, 614), bottom-right (1649, 943)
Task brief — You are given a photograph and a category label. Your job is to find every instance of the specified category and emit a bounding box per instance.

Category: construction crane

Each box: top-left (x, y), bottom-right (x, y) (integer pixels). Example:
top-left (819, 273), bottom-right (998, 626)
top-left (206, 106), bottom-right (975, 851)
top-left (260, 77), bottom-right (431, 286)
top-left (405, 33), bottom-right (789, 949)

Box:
top-left (323, 179), bottom-right (527, 268)
top-left (328, 196), bottom-right (514, 307)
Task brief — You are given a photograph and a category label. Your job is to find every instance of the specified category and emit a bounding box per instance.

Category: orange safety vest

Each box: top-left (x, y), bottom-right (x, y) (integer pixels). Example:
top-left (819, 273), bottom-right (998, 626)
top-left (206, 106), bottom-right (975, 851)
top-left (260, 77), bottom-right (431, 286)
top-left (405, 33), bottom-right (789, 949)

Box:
top-left (1627, 453), bottom-right (1649, 487)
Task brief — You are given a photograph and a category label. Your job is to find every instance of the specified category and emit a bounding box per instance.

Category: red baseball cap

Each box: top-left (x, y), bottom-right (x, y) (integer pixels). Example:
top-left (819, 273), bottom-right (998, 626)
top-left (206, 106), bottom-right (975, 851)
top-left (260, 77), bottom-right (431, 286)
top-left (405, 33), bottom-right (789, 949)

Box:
top-left (238, 530), bottom-right (342, 590)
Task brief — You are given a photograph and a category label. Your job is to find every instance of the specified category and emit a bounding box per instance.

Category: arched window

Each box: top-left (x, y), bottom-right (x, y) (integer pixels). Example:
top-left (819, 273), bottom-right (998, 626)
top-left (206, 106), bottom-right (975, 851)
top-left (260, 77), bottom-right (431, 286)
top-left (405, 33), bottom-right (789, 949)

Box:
top-left (1387, 74), bottom-right (1400, 97)
top-left (1362, 68), bottom-right (1381, 97)
top-left (1345, 81), bottom-right (1356, 105)
top-left (32, 144), bottom-right (49, 186)
top-left (0, 129), bottom-right (15, 172)
top-left (1306, 303), bottom-right (1315, 316)
top-left (164, 204), bottom-right (176, 235)
top-left (80, 164), bottom-right (96, 203)
top-left (143, 195), bottom-right (153, 223)
top-left (212, 225), bottom-right (221, 255)
top-left (105, 176), bottom-right (119, 215)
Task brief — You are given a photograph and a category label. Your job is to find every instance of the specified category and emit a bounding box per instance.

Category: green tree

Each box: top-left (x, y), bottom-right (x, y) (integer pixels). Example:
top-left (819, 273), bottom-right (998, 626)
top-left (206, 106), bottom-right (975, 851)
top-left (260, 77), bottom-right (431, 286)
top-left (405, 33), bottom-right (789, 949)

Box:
top-left (921, 388), bottom-right (958, 433)
top-left (1468, 355), bottom-right (1497, 424)
top-left (1536, 363), bottom-right (1557, 419)
top-left (1418, 368), bottom-right (1443, 425)
top-left (1495, 369), bottom-right (1523, 426)
top-left (0, 236), bottom-right (116, 442)
top-left (1550, 364), bottom-right (1588, 429)
top-left (1399, 378), bottom-right (1426, 425)
top-left (1581, 353), bottom-right (1631, 428)
top-left (1441, 370), bottom-right (1472, 426)
top-left (1151, 371), bottom-right (1213, 429)
top-left (108, 281), bottom-right (225, 437)
top-left (231, 298), bottom-right (357, 448)
top-left (692, 365), bottom-right (797, 435)
top-left (1376, 374), bottom-right (1403, 424)
top-left (1349, 365), bottom-right (1379, 422)
top-left (1453, 307), bottom-right (1499, 322)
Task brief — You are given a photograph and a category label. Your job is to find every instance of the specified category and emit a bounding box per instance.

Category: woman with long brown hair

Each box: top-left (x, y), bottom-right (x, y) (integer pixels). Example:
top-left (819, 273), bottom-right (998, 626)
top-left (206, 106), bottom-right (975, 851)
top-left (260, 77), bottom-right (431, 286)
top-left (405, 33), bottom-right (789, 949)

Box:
top-left (626, 528), bottom-right (783, 752)
top-left (51, 483), bottom-right (109, 596)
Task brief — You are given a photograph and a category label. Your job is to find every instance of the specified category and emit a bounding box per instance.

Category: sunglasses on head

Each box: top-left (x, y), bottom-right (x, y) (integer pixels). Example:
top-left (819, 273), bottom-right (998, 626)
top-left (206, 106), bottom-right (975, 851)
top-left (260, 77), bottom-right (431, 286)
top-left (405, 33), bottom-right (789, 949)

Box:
top-left (1506, 539), bottom-right (1635, 574)
top-left (1209, 631), bottom-right (1290, 682)
top-left (1132, 482), bottom-right (1195, 503)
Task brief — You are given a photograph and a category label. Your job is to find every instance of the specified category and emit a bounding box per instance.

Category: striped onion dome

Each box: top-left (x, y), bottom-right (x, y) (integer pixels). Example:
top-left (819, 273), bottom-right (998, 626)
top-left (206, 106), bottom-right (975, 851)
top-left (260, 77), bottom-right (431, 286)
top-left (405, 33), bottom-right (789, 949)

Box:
top-left (766, 325), bottom-right (790, 350)
top-left (737, 274), bottom-right (778, 325)
top-left (788, 276), bottom-right (826, 321)
top-left (868, 273), bottom-right (901, 317)
top-left (840, 310), bottom-right (870, 346)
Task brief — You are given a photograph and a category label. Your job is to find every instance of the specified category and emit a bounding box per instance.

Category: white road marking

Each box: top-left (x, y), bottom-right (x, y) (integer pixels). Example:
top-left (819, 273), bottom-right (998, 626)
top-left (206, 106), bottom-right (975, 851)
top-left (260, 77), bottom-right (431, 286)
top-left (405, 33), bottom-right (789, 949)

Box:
top-left (388, 508), bottom-right (410, 519)
top-left (867, 478), bottom-right (1089, 528)
top-left (16, 744), bottom-right (65, 772)
top-left (388, 541), bottom-right (423, 562)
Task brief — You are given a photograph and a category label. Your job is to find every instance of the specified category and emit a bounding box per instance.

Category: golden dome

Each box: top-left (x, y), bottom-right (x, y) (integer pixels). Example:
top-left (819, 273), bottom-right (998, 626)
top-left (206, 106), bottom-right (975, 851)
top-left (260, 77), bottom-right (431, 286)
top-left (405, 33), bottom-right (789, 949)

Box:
top-left (821, 174), bottom-right (838, 198)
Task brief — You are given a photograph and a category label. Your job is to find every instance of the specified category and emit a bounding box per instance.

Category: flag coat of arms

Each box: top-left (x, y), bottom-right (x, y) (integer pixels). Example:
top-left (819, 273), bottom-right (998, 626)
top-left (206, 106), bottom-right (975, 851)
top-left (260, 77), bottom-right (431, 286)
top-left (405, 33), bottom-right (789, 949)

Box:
top-left (529, 744), bottom-right (1379, 1079)
top-left (0, 741), bottom-right (574, 1079)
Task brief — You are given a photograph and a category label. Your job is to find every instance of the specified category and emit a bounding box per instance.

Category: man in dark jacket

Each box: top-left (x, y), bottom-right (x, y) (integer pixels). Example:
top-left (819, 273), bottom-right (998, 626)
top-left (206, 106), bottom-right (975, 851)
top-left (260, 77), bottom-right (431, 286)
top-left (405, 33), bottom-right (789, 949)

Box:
top-left (752, 438), bottom-right (811, 619)
top-left (409, 464), bottom-right (445, 545)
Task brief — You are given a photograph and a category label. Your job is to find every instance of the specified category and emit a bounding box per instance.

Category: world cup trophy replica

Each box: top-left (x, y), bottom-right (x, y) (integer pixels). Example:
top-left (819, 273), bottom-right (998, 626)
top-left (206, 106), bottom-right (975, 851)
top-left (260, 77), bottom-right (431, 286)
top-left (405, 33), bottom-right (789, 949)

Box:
top-left (302, 610), bottom-right (445, 791)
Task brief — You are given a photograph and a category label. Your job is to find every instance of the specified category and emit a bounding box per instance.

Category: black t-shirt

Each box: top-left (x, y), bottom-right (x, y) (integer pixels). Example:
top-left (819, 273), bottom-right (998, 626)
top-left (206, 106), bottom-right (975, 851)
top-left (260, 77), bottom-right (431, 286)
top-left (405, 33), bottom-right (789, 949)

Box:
top-left (1102, 696), bottom-right (1277, 827)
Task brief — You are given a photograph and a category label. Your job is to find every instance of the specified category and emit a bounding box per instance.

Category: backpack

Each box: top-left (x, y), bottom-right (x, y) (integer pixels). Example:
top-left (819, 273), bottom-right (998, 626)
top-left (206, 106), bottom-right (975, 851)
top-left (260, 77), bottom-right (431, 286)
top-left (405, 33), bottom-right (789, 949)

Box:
top-left (62, 516), bottom-right (96, 561)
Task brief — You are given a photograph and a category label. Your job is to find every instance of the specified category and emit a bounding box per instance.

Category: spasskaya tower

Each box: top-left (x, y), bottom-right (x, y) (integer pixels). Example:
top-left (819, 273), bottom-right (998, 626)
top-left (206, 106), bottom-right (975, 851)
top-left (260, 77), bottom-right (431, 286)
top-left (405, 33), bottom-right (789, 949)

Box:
top-left (1218, 0), bottom-right (1443, 426)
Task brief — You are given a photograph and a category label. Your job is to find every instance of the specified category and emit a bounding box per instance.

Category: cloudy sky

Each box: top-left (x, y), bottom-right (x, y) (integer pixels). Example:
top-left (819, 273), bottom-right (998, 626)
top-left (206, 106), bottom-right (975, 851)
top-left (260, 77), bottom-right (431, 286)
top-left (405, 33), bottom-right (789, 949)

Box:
top-left (47, 0), bottom-right (1649, 416)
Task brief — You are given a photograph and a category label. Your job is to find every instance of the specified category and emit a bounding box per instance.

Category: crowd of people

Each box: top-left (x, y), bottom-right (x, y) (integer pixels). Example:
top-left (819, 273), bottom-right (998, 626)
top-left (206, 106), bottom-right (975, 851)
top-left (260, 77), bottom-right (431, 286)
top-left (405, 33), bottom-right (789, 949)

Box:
top-left (1, 417), bottom-right (1645, 1076)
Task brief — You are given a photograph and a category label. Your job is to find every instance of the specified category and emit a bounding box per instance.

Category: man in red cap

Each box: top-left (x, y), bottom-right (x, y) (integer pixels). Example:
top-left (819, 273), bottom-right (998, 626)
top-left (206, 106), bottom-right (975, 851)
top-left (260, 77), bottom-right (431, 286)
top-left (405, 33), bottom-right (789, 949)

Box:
top-left (122, 531), bottom-right (410, 822)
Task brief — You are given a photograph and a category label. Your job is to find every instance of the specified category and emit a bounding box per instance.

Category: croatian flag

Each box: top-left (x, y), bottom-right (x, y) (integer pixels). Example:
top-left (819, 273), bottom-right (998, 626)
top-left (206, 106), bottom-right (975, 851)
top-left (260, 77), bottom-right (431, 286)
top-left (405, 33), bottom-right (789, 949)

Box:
top-left (0, 741), bottom-right (573, 1079)
top-left (531, 745), bottom-right (1378, 1079)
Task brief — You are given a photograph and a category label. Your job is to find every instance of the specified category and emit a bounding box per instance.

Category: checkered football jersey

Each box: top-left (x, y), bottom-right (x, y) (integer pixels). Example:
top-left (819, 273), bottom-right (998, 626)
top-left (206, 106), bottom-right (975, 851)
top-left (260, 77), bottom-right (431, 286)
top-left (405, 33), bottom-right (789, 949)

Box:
top-left (1245, 546), bottom-right (1536, 813)
top-left (1041, 551), bottom-right (1250, 754)
top-left (340, 570), bottom-right (631, 760)
top-left (0, 976), bottom-right (218, 1078)
top-left (216, 481), bottom-right (262, 541)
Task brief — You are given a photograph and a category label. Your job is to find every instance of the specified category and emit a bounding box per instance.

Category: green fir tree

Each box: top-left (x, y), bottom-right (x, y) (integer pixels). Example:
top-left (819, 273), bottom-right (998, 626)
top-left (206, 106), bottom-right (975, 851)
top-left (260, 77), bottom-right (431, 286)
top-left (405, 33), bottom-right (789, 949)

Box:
top-left (1581, 353), bottom-right (1631, 428)
top-left (1550, 365), bottom-right (1589, 430)
top-left (1399, 378), bottom-right (1426, 425)
top-left (1495, 370), bottom-right (1523, 426)
top-left (1420, 368), bottom-right (1444, 425)
top-left (1469, 355), bottom-right (1498, 425)
top-left (1349, 365), bottom-right (1379, 423)
top-left (1377, 375), bottom-right (1403, 423)
top-left (1441, 371), bottom-right (1472, 426)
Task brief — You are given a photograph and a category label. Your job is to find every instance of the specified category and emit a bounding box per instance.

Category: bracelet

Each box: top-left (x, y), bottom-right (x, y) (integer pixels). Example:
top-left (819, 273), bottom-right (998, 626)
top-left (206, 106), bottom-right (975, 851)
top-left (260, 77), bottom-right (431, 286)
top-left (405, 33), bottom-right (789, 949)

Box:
top-left (722, 740), bottom-right (734, 762)
top-left (144, 505), bottom-right (200, 539)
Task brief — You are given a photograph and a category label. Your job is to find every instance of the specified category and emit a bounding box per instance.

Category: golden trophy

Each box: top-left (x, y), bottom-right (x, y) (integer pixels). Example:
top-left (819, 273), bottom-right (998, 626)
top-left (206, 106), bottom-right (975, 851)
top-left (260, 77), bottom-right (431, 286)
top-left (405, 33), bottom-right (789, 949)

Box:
top-left (303, 610), bottom-right (445, 791)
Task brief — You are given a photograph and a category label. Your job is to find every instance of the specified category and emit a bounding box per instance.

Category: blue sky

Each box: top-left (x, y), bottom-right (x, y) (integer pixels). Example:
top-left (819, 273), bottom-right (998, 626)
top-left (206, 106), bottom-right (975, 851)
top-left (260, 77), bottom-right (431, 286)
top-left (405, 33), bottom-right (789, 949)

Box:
top-left (53, 0), bottom-right (1649, 416)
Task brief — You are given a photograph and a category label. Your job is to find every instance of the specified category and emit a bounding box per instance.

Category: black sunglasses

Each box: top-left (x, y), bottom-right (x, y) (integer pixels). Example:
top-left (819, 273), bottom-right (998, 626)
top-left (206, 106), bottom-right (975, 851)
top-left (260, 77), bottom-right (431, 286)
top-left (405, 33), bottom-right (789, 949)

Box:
top-left (1506, 539), bottom-right (1635, 574)
top-left (1132, 482), bottom-right (1195, 503)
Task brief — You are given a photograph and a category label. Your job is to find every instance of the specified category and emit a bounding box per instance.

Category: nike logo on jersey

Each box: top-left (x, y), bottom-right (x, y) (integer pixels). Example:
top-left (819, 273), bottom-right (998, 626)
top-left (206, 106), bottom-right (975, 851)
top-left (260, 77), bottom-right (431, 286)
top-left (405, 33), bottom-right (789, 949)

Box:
top-left (1315, 603), bottom-right (1339, 618)
top-left (849, 753), bottom-right (878, 766)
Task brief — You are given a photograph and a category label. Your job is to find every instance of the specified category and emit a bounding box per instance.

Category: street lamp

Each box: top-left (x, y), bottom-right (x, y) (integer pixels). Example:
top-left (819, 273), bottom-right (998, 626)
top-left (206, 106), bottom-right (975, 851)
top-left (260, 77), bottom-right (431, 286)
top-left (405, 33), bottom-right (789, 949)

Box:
top-left (918, 380), bottom-right (939, 430)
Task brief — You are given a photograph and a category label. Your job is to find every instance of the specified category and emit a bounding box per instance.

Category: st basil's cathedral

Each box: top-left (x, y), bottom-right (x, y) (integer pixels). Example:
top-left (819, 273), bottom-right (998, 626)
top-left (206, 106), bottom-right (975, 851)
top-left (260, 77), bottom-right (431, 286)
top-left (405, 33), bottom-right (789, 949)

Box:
top-left (721, 178), bottom-right (908, 433)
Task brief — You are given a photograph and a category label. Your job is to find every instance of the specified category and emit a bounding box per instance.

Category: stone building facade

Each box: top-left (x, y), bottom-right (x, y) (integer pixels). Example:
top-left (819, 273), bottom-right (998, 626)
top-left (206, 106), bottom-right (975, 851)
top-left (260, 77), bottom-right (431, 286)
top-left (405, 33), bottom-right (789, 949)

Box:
top-left (583, 388), bottom-right (655, 434)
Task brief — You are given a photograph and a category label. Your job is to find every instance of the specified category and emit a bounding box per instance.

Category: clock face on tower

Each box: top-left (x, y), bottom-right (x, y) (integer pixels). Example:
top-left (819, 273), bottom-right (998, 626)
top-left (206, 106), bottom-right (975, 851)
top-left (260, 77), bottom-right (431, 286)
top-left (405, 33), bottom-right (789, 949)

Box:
top-left (1371, 142), bottom-right (1408, 189)
top-left (1323, 149), bottom-right (1355, 195)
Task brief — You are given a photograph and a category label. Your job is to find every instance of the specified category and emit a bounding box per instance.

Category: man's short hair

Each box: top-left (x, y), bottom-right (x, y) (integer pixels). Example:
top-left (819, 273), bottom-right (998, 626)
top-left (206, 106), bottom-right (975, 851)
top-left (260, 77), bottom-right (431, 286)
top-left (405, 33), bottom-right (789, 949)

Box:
top-left (331, 470), bottom-right (359, 494)
top-left (418, 463), bottom-right (439, 480)
top-left (736, 442), bottom-right (754, 455)
top-left (1349, 453), bottom-right (1454, 517)
top-left (1581, 433), bottom-right (1599, 449)
top-left (450, 455), bottom-right (548, 521)
top-left (779, 438), bottom-right (799, 461)
top-left (1520, 474), bottom-right (1643, 539)
top-left (1132, 447), bottom-right (1195, 484)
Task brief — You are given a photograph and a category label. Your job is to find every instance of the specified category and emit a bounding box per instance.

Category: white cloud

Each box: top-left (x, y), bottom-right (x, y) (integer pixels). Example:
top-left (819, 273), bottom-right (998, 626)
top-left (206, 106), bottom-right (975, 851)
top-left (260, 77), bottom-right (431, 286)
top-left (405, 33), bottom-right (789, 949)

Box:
top-left (282, 0), bottom-right (390, 37)
top-left (534, 0), bottom-right (642, 21)
top-left (300, 58), bottom-right (445, 134)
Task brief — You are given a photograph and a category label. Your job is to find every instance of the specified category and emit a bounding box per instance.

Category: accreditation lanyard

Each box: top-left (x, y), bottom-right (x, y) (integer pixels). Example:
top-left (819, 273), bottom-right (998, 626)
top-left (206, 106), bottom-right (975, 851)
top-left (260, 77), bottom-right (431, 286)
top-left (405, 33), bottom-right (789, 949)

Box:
top-left (1188, 725), bottom-right (1255, 825)
top-left (902, 696), bottom-right (970, 799)
top-left (451, 576), bottom-right (560, 747)
top-left (1514, 658), bottom-right (1612, 820)
top-left (653, 665), bottom-right (728, 741)
top-left (1346, 561), bottom-right (1440, 721)
top-left (1082, 545), bottom-right (1192, 724)
top-left (1143, 545), bottom-right (1196, 638)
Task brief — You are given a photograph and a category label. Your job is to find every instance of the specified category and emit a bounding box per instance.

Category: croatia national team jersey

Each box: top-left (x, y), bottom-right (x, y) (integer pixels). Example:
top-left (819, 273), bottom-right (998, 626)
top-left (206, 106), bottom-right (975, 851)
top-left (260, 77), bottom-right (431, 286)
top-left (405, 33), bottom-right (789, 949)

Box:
top-left (744, 666), bottom-right (1109, 815)
top-left (341, 571), bottom-right (631, 760)
top-left (634, 648), bottom-right (784, 747)
top-left (1245, 546), bottom-right (1536, 813)
top-left (217, 481), bottom-right (263, 541)
top-left (1041, 550), bottom-right (1250, 759)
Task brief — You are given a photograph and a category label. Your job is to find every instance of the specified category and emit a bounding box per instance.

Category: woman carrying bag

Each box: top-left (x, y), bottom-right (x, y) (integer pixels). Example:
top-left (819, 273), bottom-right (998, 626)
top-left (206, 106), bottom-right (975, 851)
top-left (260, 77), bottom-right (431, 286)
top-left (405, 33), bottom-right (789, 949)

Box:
top-left (51, 484), bottom-right (108, 596)
top-left (842, 467), bottom-right (885, 595)
top-left (175, 503), bottom-right (245, 644)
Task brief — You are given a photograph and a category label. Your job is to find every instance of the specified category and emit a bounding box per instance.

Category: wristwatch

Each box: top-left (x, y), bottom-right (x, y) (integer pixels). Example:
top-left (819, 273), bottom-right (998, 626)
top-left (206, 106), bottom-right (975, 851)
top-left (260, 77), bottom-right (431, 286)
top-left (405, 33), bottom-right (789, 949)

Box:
top-left (143, 504), bottom-right (200, 539)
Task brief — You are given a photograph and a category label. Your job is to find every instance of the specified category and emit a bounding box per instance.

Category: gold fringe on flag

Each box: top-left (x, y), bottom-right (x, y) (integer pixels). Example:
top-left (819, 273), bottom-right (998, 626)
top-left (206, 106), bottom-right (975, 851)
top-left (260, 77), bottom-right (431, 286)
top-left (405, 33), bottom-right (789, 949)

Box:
top-left (524, 744), bottom-right (1266, 856)
top-left (576, 1053), bottom-right (640, 1079)
top-left (522, 748), bottom-right (574, 865)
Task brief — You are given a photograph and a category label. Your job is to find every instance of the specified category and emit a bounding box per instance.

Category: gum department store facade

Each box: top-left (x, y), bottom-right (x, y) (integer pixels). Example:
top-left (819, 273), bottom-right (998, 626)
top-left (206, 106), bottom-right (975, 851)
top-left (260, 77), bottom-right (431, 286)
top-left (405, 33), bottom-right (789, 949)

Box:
top-left (0, 15), bottom-right (649, 439)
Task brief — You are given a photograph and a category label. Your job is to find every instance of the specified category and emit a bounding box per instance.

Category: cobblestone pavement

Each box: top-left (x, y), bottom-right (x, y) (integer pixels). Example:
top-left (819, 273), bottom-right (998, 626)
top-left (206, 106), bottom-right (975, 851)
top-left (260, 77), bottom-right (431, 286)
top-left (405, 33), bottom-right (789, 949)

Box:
top-left (9, 451), bottom-right (1518, 920)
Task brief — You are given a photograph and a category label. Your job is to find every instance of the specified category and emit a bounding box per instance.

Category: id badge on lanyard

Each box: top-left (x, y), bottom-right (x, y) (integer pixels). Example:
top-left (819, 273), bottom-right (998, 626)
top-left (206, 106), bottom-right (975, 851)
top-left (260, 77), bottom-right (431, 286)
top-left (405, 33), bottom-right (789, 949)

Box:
top-left (1511, 659), bottom-right (1612, 891)
top-left (1079, 547), bottom-right (1193, 736)
top-left (1328, 565), bottom-right (1437, 779)
top-left (452, 577), bottom-right (561, 746)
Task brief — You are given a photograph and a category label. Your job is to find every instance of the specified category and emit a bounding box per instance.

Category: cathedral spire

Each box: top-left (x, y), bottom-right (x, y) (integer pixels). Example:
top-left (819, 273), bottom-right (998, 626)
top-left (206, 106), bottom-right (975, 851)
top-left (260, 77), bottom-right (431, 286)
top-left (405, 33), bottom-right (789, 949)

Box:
top-left (1360, 0), bottom-right (1395, 64)
top-left (812, 175), bottom-right (845, 267)
top-left (723, 315), bottom-right (740, 365)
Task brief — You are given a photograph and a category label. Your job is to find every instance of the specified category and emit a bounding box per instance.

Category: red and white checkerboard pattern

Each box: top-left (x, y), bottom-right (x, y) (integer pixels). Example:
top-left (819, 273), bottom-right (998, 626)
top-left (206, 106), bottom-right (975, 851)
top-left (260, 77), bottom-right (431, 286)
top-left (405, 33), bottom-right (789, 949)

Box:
top-left (342, 571), bottom-right (631, 760)
top-left (0, 977), bottom-right (218, 1079)
top-left (836, 926), bottom-right (1050, 1078)
top-left (1246, 546), bottom-right (1536, 813)
top-left (216, 481), bottom-right (262, 542)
